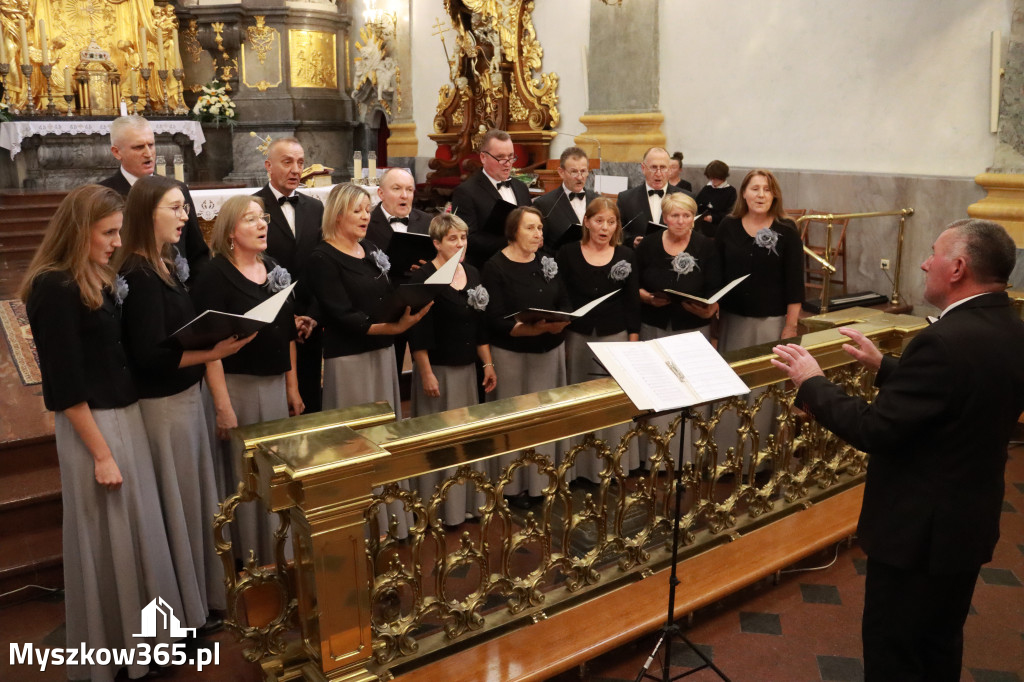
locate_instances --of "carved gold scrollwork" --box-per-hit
[183,19,202,64]
[246,16,274,65]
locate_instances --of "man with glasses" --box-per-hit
[616,147,692,248]
[452,128,533,267]
[254,137,325,412]
[532,146,598,254]
[100,115,209,275]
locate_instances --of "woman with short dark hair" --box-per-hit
[694,160,737,236]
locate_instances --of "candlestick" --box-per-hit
[140,66,152,116]
[172,68,187,114]
[63,93,74,116]
[158,69,170,115]
[129,92,139,115]
[353,151,362,184]
[139,26,148,68]
[19,18,28,67]
[0,64,11,114]
[38,19,47,65]
[40,63,55,115]
[19,63,33,113]
[367,151,377,185]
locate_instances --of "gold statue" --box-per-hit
[0,0,32,111]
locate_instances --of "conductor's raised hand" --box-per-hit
[838,327,883,372]
[770,343,825,388]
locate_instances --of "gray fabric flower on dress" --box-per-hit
[754,227,780,255]
[671,252,698,277]
[113,275,129,305]
[174,252,190,282]
[372,249,391,277]
[266,265,292,292]
[541,255,558,281]
[466,284,489,311]
[608,259,631,281]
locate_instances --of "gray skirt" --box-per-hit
[488,344,567,496]
[139,382,226,620]
[324,348,414,538]
[564,330,640,480]
[56,405,182,682]
[412,363,482,525]
[716,312,785,468]
[224,373,289,565]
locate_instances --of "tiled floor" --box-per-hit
[3,446,1022,682]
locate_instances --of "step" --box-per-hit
[0,504,63,581]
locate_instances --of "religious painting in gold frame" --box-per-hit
[288,29,337,89]
[241,16,282,92]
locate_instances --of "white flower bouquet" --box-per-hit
[190,81,237,128]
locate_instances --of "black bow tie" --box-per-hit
[568,192,586,201]
[648,189,664,197]
[388,216,409,225]
[278,195,299,206]
[496,180,512,190]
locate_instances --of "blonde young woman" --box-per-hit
[555,197,642,479]
[21,184,184,682]
[306,182,431,538]
[115,174,251,634]
[409,213,497,525]
[190,194,303,563]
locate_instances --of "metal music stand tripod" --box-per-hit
[635,406,730,682]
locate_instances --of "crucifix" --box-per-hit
[432,16,452,65]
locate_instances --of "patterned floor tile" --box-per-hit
[978,567,1022,587]
[738,611,782,635]
[852,557,868,575]
[1003,500,1018,513]
[668,640,714,669]
[817,654,864,682]
[799,583,842,605]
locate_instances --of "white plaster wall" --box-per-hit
[409,0,591,162]
[660,0,1011,177]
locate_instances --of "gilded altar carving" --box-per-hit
[353,22,400,119]
[429,0,559,184]
[183,18,202,64]
[246,16,274,66]
[288,29,337,89]
[242,16,280,92]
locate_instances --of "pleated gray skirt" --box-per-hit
[412,363,483,525]
[324,347,414,539]
[487,344,567,496]
[640,324,712,468]
[56,405,182,682]
[717,312,785,468]
[224,372,289,564]
[564,329,640,481]
[138,382,226,623]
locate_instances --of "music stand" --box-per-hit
[634,406,731,682]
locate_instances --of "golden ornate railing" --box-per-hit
[212,307,927,682]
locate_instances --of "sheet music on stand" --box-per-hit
[589,331,749,412]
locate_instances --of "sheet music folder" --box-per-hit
[589,331,749,412]
[386,231,436,275]
[165,282,297,351]
[552,222,583,250]
[483,199,518,236]
[508,289,619,324]
[391,246,465,313]
[662,274,750,305]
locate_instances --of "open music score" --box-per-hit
[662,274,749,306]
[166,282,297,350]
[589,331,749,412]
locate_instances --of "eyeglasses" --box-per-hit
[157,203,191,217]
[242,213,272,225]
[563,168,590,178]
[482,150,517,165]
[643,164,669,174]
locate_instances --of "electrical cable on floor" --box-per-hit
[0,583,62,601]
[778,541,842,575]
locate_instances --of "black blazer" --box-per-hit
[99,171,210,276]
[451,169,532,267]
[365,204,432,251]
[253,184,324,313]
[796,292,1024,573]
[616,183,692,247]
[532,186,598,253]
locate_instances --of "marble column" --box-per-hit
[387,0,418,165]
[969,0,1024,265]
[576,0,665,181]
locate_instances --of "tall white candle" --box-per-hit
[64,66,71,95]
[18,18,28,67]
[353,151,362,182]
[172,31,181,70]
[38,19,47,64]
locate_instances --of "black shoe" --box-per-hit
[197,615,224,636]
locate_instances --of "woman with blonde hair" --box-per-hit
[306,183,432,537]
[114,174,251,634]
[189,193,303,563]
[21,184,184,681]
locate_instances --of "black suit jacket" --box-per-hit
[532,186,598,253]
[366,204,432,251]
[253,185,324,314]
[671,179,693,192]
[451,170,532,267]
[616,183,692,247]
[99,171,210,275]
[797,292,1024,573]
